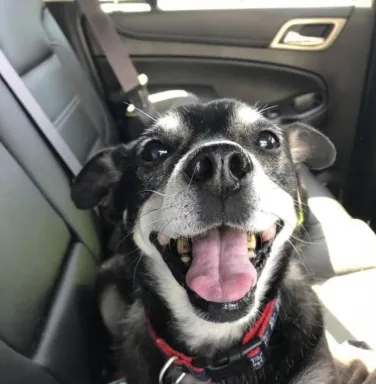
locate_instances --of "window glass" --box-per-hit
[99,0,372,14]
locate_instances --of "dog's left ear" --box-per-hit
[286,122,336,170]
[71,143,133,210]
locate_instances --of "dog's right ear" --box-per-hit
[71,143,133,210]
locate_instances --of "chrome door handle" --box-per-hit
[270,18,346,51]
[283,30,325,46]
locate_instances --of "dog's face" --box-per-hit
[72,100,335,332]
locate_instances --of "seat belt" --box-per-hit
[0,49,82,176]
[76,0,155,128]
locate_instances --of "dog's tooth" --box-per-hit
[247,233,256,250]
[248,249,256,259]
[176,238,183,254]
[177,238,189,255]
[181,255,191,264]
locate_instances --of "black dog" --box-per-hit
[71,99,339,384]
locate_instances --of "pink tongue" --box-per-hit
[186,228,257,303]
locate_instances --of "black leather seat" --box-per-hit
[0,1,375,383]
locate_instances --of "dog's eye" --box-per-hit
[256,131,280,150]
[141,141,169,162]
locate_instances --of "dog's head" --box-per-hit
[72,99,335,330]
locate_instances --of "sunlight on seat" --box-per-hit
[313,269,376,353]
[327,333,376,372]
[308,196,376,276]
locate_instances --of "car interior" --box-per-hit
[0,0,376,383]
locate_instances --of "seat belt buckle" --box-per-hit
[124,73,156,128]
[125,73,149,115]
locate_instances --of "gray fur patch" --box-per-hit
[292,339,338,384]
[100,285,126,339]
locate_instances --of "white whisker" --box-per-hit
[123,101,159,123]
[286,238,312,277]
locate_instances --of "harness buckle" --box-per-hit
[192,337,264,382]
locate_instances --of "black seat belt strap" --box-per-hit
[76,0,155,127]
[0,49,82,176]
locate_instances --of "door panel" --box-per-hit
[107,8,352,47]
[53,3,374,196]
[101,57,325,104]
[100,57,328,128]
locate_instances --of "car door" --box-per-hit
[48,0,375,207]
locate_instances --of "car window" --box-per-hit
[99,0,372,14]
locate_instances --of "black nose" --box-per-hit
[184,144,253,194]
[228,152,252,180]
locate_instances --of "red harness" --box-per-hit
[146,296,280,382]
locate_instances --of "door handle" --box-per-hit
[282,30,325,47]
[270,18,346,51]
